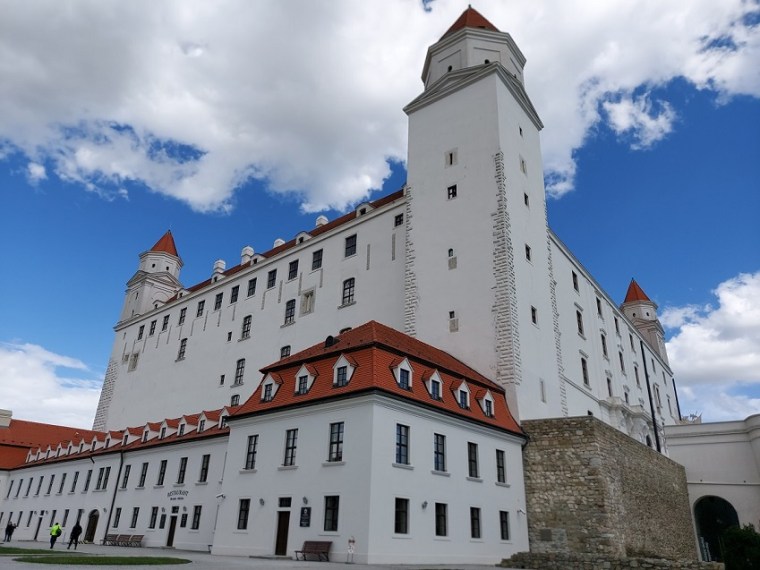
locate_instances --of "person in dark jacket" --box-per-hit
[4,522,15,542]
[67,521,83,549]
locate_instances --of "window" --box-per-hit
[83,469,93,491]
[607,377,613,397]
[177,338,187,360]
[177,457,188,484]
[484,399,493,417]
[191,505,202,530]
[231,394,240,406]
[341,278,355,305]
[395,424,409,465]
[467,442,479,478]
[572,271,579,292]
[196,300,205,318]
[198,419,206,431]
[615,317,620,335]
[634,366,641,388]
[180,513,188,528]
[234,359,245,385]
[531,306,538,324]
[458,389,469,409]
[284,429,298,466]
[394,498,409,534]
[162,315,170,331]
[630,333,635,352]
[247,278,257,297]
[57,473,67,494]
[433,433,446,472]
[344,234,357,257]
[576,310,585,336]
[581,357,590,386]
[121,465,131,489]
[128,352,139,371]
[263,383,273,401]
[130,507,139,529]
[114,507,122,528]
[596,297,602,317]
[137,325,144,340]
[301,289,315,314]
[70,471,79,493]
[524,192,530,207]
[214,293,223,311]
[619,352,626,374]
[157,460,167,485]
[237,499,250,530]
[335,366,348,387]
[97,467,111,491]
[284,299,296,324]
[288,260,298,280]
[394,213,404,227]
[178,307,187,325]
[280,345,291,358]
[312,249,323,270]
[241,315,252,339]
[601,334,608,358]
[435,503,448,536]
[297,375,308,395]
[47,474,55,495]
[496,449,506,483]
[328,422,344,462]
[399,368,410,390]
[199,454,210,483]
[267,269,277,289]
[525,244,532,261]
[470,507,482,539]
[245,435,258,470]
[447,184,457,199]
[324,496,339,532]
[499,511,510,540]
[35,477,43,495]
[160,427,166,439]
[138,463,148,487]
[520,156,527,174]
[149,320,157,336]
[230,285,239,303]
[149,507,158,529]
[430,378,441,400]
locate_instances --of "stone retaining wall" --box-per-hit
[502,552,723,570]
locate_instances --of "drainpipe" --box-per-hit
[640,340,661,452]
[102,451,124,544]
[672,377,683,421]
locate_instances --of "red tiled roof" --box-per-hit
[441,6,500,39]
[234,321,523,436]
[624,279,652,303]
[0,419,103,469]
[149,230,179,258]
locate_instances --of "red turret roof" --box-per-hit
[441,6,500,39]
[150,230,179,258]
[624,279,652,303]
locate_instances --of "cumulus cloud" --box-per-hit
[0,0,757,209]
[0,342,102,429]
[26,161,46,183]
[664,271,760,421]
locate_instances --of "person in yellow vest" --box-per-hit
[49,522,62,549]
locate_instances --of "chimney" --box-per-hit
[241,246,254,265]
[273,238,285,248]
[212,259,226,278]
[0,409,11,428]
[315,215,328,228]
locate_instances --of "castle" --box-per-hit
[0,8,694,565]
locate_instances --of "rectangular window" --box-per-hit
[138,462,148,487]
[596,297,603,316]
[619,352,626,374]
[630,333,635,352]
[245,435,258,470]
[35,477,43,496]
[430,379,441,400]
[435,503,448,536]
[149,320,157,336]
[525,244,532,261]
[267,269,277,289]
[234,358,245,385]
[344,234,357,257]
[284,429,298,466]
[162,314,170,331]
[288,260,299,280]
[328,422,344,462]
[601,334,608,358]
[83,470,92,492]
[214,293,223,311]
[468,442,479,478]
[634,366,641,388]
[394,498,409,534]
[263,384,273,401]
[311,249,323,270]
[496,449,506,483]
[576,310,585,336]
[113,507,122,528]
[180,514,187,528]
[615,317,620,335]
[178,308,187,325]
[324,496,339,532]
[607,377,613,397]
[177,457,188,484]
[196,300,205,318]
[458,389,469,409]
[230,285,239,303]
[500,511,510,540]
[395,424,409,465]
[137,325,144,340]
[191,505,202,530]
[447,184,457,199]
[47,474,55,495]
[130,507,139,529]
[531,306,538,324]
[199,454,210,483]
[149,507,158,529]
[470,507,481,539]
[157,460,167,485]
[280,345,291,358]
[241,315,252,339]
[581,357,590,386]
[237,499,250,530]
[335,366,348,387]
[341,278,355,305]
[484,399,493,417]
[121,465,131,489]
[433,433,446,472]
[394,213,404,227]
[399,368,410,390]
[297,375,308,394]
[177,338,187,360]
[572,271,579,291]
[284,299,296,324]
[247,278,257,297]
[63,509,69,526]
[70,471,79,493]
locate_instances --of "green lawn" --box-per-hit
[13,555,191,565]
[0,547,74,555]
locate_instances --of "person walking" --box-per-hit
[4,521,15,542]
[67,521,82,550]
[49,521,62,549]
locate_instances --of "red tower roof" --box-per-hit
[149,230,179,258]
[624,279,652,303]
[441,6,500,39]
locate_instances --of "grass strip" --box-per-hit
[0,547,79,555]
[13,555,191,565]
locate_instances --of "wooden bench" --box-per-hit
[295,540,332,561]
[101,534,118,546]
[125,534,143,547]
[115,534,132,546]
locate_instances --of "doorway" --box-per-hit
[84,510,99,543]
[166,516,177,547]
[694,495,740,561]
[274,511,290,556]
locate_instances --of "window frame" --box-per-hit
[395,424,410,465]
[433,433,446,472]
[328,422,344,462]
[344,234,357,257]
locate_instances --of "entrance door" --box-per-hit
[84,510,99,543]
[274,511,290,556]
[166,516,177,547]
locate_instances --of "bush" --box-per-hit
[722,524,760,570]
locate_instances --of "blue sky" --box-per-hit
[0,0,758,428]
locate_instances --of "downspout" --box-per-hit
[640,340,661,452]
[672,377,683,421]
[102,451,123,544]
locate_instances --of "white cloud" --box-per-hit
[26,161,46,183]
[0,0,757,209]
[0,342,101,429]
[664,271,760,421]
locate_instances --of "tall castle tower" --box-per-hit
[621,279,669,365]
[403,7,559,420]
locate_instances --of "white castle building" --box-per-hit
[1,7,687,564]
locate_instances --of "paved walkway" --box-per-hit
[0,541,520,570]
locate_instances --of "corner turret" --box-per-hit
[621,279,669,365]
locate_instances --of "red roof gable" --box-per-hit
[149,230,179,258]
[624,279,652,303]
[441,6,500,39]
[0,419,103,469]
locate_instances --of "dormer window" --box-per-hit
[263,384,273,402]
[297,376,308,394]
[294,365,317,395]
[220,416,228,428]
[198,419,206,432]
[399,369,410,390]
[143,431,148,442]
[123,434,128,446]
[459,390,469,409]
[160,427,166,439]
[91,440,96,451]
[105,438,111,447]
[333,354,357,387]
[392,358,413,390]
[424,370,443,400]
[178,424,185,436]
